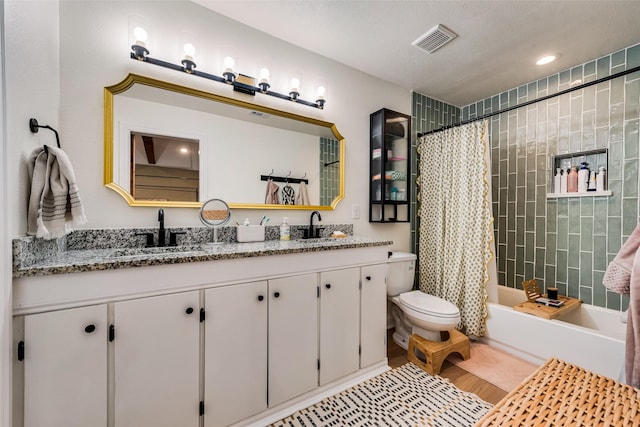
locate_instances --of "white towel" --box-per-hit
[27,145,87,239]
[296,181,310,205]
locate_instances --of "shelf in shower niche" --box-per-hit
[546,191,612,199]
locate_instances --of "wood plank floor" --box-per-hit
[387,330,507,405]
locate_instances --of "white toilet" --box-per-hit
[387,252,461,349]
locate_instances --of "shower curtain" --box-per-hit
[417,121,495,337]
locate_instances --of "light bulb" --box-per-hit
[290,78,300,92]
[133,27,148,47]
[259,68,270,84]
[316,86,326,100]
[183,43,196,61]
[223,56,235,72]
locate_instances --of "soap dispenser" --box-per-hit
[279,217,290,241]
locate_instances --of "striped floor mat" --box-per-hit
[271,363,492,426]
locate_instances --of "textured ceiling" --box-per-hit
[191,0,640,107]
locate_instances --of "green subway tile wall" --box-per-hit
[320,137,340,206]
[453,43,640,311]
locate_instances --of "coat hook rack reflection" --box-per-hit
[260,171,308,184]
[29,118,61,149]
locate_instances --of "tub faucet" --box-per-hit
[304,210,322,239]
[158,208,166,247]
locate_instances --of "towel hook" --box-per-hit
[268,168,274,178]
[29,118,61,149]
[286,170,291,183]
[301,172,307,179]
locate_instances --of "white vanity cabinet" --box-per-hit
[268,273,319,407]
[13,244,391,427]
[319,268,361,385]
[21,304,108,427]
[204,281,269,427]
[360,263,388,368]
[113,291,200,427]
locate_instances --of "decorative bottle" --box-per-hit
[588,170,597,191]
[279,217,290,241]
[596,167,607,192]
[560,168,568,193]
[577,162,590,193]
[567,167,579,193]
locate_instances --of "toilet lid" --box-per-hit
[399,291,459,318]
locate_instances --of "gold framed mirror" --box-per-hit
[104,73,345,210]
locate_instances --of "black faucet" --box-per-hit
[158,208,166,247]
[305,211,322,239]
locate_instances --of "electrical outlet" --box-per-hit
[352,204,360,219]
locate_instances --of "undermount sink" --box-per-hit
[107,245,205,258]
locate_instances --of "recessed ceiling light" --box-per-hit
[179,147,189,154]
[536,55,556,65]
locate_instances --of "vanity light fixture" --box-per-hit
[258,68,270,93]
[131,27,149,60]
[129,29,327,109]
[182,43,196,73]
[289,78,300,101]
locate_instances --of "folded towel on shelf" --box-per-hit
[27,145,87,239]
[264,178,280,204]
[296,181,310,205]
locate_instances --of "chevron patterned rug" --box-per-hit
[271,363,492,427]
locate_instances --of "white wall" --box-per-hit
[7,0,412,250]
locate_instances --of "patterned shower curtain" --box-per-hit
[417,121,494,337]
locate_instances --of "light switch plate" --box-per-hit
[352,204,360,219]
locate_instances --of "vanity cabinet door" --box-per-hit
[360,264,388,368]
[22,304,107,427]
[113,291,200,427]
[204,281,268,427]
[319,268,360,385]
[268,274,318,407]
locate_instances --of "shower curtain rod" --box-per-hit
[417,65,640,138]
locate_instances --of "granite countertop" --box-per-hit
[13,235,393,278]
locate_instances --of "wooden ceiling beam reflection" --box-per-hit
[142,136,156,164]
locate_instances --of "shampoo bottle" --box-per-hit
[588,170,597,191]
[567,167,579,193]
[554,168,562,194]
[577,162,590,193]
[597,167,607,192]
[279,217,290,241]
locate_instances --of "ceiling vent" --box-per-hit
[411,24,457,54]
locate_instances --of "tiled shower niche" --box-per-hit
[549,149,610,196]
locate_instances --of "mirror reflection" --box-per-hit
[131,131,200,202]
[104,74,345,210]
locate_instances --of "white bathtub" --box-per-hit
[481,285,626,382]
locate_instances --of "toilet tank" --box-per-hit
[386,252,417,296]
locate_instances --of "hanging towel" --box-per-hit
[27,145,87,239]
[604,224,640,387]
[282,183,295,205]
[264,179,280,204]
[296,181,310,205]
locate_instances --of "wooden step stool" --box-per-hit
[407,329,470,375]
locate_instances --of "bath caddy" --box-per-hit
[513,295,581,320]
[407,329,470,375]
